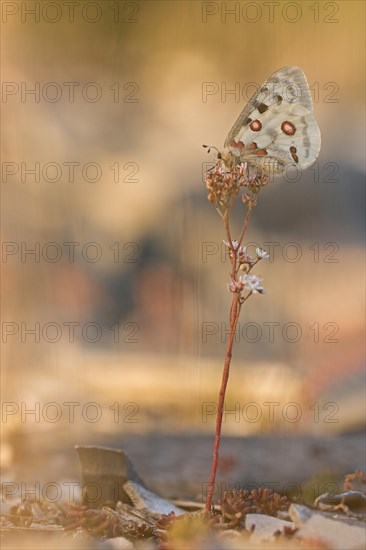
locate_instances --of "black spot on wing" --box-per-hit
[257,102,269,114]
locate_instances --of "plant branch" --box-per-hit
[238,205,253,249]
[204,162,266,513]
[205,206,249,512]
[205,291,241,512]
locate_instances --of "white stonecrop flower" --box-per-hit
[223,239,239,250]
[256,247,270,260]
[239,246,255,265]
[240,274,265,294]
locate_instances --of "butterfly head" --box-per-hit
[203,144,236,170]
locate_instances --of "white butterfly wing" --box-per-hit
[224,66,321,171]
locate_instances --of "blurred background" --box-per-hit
[1,1,365,498]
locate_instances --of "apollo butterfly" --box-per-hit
[217,66,321,174]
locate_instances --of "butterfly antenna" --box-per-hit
[202,144,220,155]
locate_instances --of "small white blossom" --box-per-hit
[239,246,255,265]
[240,274,265,294]
[223,239,239,250]
[256,247,270,260]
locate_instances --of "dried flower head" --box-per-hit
[205,162,246,210]
[205,161,269,216]
[220,488,290,529]
[343,470,366,492]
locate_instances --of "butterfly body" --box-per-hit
[220,66,321,174]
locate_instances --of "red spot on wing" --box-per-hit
[281,121,296,136]
[230,139,245,150]
[230,140,266,156]
[247,143,266,156]
[247,142,258,150]
[249,119,262,132]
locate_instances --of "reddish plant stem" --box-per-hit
[205,206,252,512]
[205,292,241,511]
[238,206,252,249]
